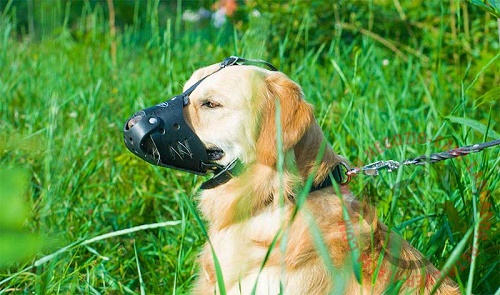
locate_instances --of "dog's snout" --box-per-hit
[126,115,143,130]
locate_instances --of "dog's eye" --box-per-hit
[201,100,221,109]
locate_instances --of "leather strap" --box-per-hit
[200,159,243,190]
[201,163,347,191]
[310,164,347,192]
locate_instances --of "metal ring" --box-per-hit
[338,162,352,185]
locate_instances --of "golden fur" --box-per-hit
[181,63,460,294]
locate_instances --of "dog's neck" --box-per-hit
[199,162,300,229]
[199,122,343,230]
[293,123,343,185]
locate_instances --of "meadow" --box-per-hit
[0,1,499,294]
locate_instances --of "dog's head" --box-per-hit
[181,62,314,168]
[124,57,338,188]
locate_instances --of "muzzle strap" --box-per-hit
[221,56,278,71]
[180,56,277,107]
[200,159,244,190]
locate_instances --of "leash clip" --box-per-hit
[364,160,400,175]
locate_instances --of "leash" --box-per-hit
[345,139,500,180]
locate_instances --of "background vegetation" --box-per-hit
[0,0,499,294]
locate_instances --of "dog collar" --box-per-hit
[310,164,348,192]
[201,162,347,191]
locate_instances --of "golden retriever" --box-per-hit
[177,62,460,294]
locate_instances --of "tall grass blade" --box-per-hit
[183,194,227,295]
[445,116,500,139]
[0,221,181,286]
[133,240,146,295]
[430,227,473,295]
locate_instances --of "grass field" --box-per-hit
[1,1,499,294]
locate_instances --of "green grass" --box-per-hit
[1,1,499,294]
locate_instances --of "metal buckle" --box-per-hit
[220,56,240,68]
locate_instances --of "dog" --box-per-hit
[125,57,460,294]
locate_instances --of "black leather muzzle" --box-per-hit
[124,94,213,174]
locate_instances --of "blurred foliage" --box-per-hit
[469,0,500,18]
[3,0,498,98]
[237,0,500,106]
[2,0,498,69]
[0,168,45,268]
[1,0,195,34]
[242,0,499,63]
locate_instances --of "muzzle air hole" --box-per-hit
[172,123,180,130]
[158,128,165,134]
[128,137,133,144]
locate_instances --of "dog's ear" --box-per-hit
[256,71,314,167]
